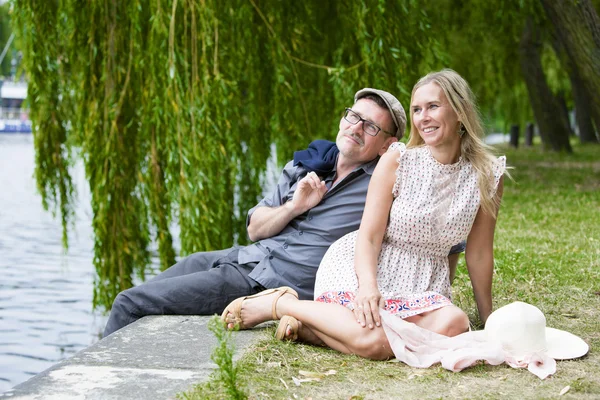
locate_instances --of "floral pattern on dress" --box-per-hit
[316,290,453,318]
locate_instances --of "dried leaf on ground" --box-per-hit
[292,376,321,386]
[299,370,325,379]
[561,313,578,319]
[279,377,288,390]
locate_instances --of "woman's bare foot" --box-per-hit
[224,291,297,330]
[288,320,324,346]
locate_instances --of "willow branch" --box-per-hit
[248,0,310,133]
[289,56,365,72]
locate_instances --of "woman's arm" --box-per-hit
[465,176,504,323]
[353,150,399,329]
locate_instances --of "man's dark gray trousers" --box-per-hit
[103,247,262,337]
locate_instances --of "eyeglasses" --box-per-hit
[343,108,393,137]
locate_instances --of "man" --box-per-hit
[103,88,463,337]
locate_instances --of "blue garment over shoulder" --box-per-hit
[293,140,339,175]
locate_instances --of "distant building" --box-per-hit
[0,80,31,133]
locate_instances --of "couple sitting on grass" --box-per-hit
[105,69,587,377]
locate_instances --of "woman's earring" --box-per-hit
[458,123,467,137]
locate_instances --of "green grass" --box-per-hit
[184,142,600,399]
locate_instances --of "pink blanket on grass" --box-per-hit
[380,309,556,379]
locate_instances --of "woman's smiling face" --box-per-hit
[411,82,461,148]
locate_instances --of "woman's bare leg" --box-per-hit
[287,304,468,349]
[276,297,393,360]
[405,305,469,337]
[229,291,393,360]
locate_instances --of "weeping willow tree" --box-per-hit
[12,0,444,310]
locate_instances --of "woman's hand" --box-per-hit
[353,284,385,329]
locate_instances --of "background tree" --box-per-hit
[519,16,573,152]
[541,0,600,144]
[550,26,599,144]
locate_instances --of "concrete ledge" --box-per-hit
[1,316,265,399]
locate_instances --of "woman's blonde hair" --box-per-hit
[407,69,501,216]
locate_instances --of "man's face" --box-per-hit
[336,98,397,164]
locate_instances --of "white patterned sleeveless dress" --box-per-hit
[314,142,506,318]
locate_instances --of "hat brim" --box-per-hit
[545,327,589,360]
[469,327,589,361]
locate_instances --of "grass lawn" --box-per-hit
[183,142,600,399]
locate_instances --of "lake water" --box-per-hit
[0,134,107,393]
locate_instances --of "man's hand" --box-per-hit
[289,172,327,214]
[247,172,327,241]
[353,283,385,329]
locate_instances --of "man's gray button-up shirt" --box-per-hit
[238,157,378,300]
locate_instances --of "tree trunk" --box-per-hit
[541,0,600,141]
[557,91,574,136]
[525,123,535,146]
[519,17,573,152]
[571,68,600,143]
[549,14,600,144]
[509,124,519,148]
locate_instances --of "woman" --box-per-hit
[222,69,505,360]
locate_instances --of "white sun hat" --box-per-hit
[483,301,589,361]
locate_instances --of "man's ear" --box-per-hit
[378,136,398,156]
